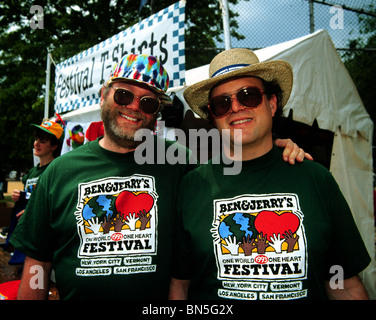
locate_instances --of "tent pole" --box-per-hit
[44,51,51,119]
[219,0,231,50]
[309,0,315,33]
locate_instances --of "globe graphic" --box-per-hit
[218,212,258,243]
[82,195,117,221]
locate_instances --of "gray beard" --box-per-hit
[101,103,156,150]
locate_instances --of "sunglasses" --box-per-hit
[208,86,265,118]
[112,87,160,115]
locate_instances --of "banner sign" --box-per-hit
[54,1,186,114]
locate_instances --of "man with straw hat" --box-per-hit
[10,53,307,300]
[169,48,370,300]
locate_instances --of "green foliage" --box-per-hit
[343,12,376,147]
[0,3,46,173]
[0,0,246,174]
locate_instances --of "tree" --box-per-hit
[0,0,246,175]
[343,9,376,169]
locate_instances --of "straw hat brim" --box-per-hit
[183,60,293,120]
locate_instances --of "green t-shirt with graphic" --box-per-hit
[22,163,50,198]
[11,137,194,300]
[172,146,370,300]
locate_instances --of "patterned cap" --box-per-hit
[108,54,172,106]
[31,120,64,140]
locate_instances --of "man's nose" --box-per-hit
[124,97,142,112]
[230,95,246,113]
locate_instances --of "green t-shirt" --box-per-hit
[11,138,194,300]
[22,163,50,198]
[172,146,371,300]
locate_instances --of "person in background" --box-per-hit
[5,120,63,264]
[11,120,63,207]
[169,48,370,300]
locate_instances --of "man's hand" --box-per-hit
[11,189,21,202]
[16,209,25,220]
[274,138,313,164]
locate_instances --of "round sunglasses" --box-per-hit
[208,86,265,118]
[112,87,160,115]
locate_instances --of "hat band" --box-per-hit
[211,64,250,78]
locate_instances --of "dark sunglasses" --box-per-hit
[208,86,265,118]
[113,87,160,115]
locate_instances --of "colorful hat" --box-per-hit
[31,120,64,140]
[183,48,293,120]
[108,54,172,106]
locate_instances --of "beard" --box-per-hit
[101,99,157,150]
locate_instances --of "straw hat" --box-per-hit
[183,48,293,120]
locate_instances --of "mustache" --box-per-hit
[118,108,144,119]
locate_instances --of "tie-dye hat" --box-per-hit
[108,54,172,106]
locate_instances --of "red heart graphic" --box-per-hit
[115,191,154,220]
[254,211,300,241]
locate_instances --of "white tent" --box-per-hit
[58,30,375,298]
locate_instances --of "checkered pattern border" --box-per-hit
[167,1,185,88]
[54,1,185,114]
[56,95,100,114]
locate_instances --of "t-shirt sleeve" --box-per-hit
[10,172,54,262]
[323,171,371,279]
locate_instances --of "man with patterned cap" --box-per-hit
[169,48,370,300]
[11,53,306,300]
[10,53,193,300]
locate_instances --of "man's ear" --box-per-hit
[269,94,278,117]
[100,87,105,107]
